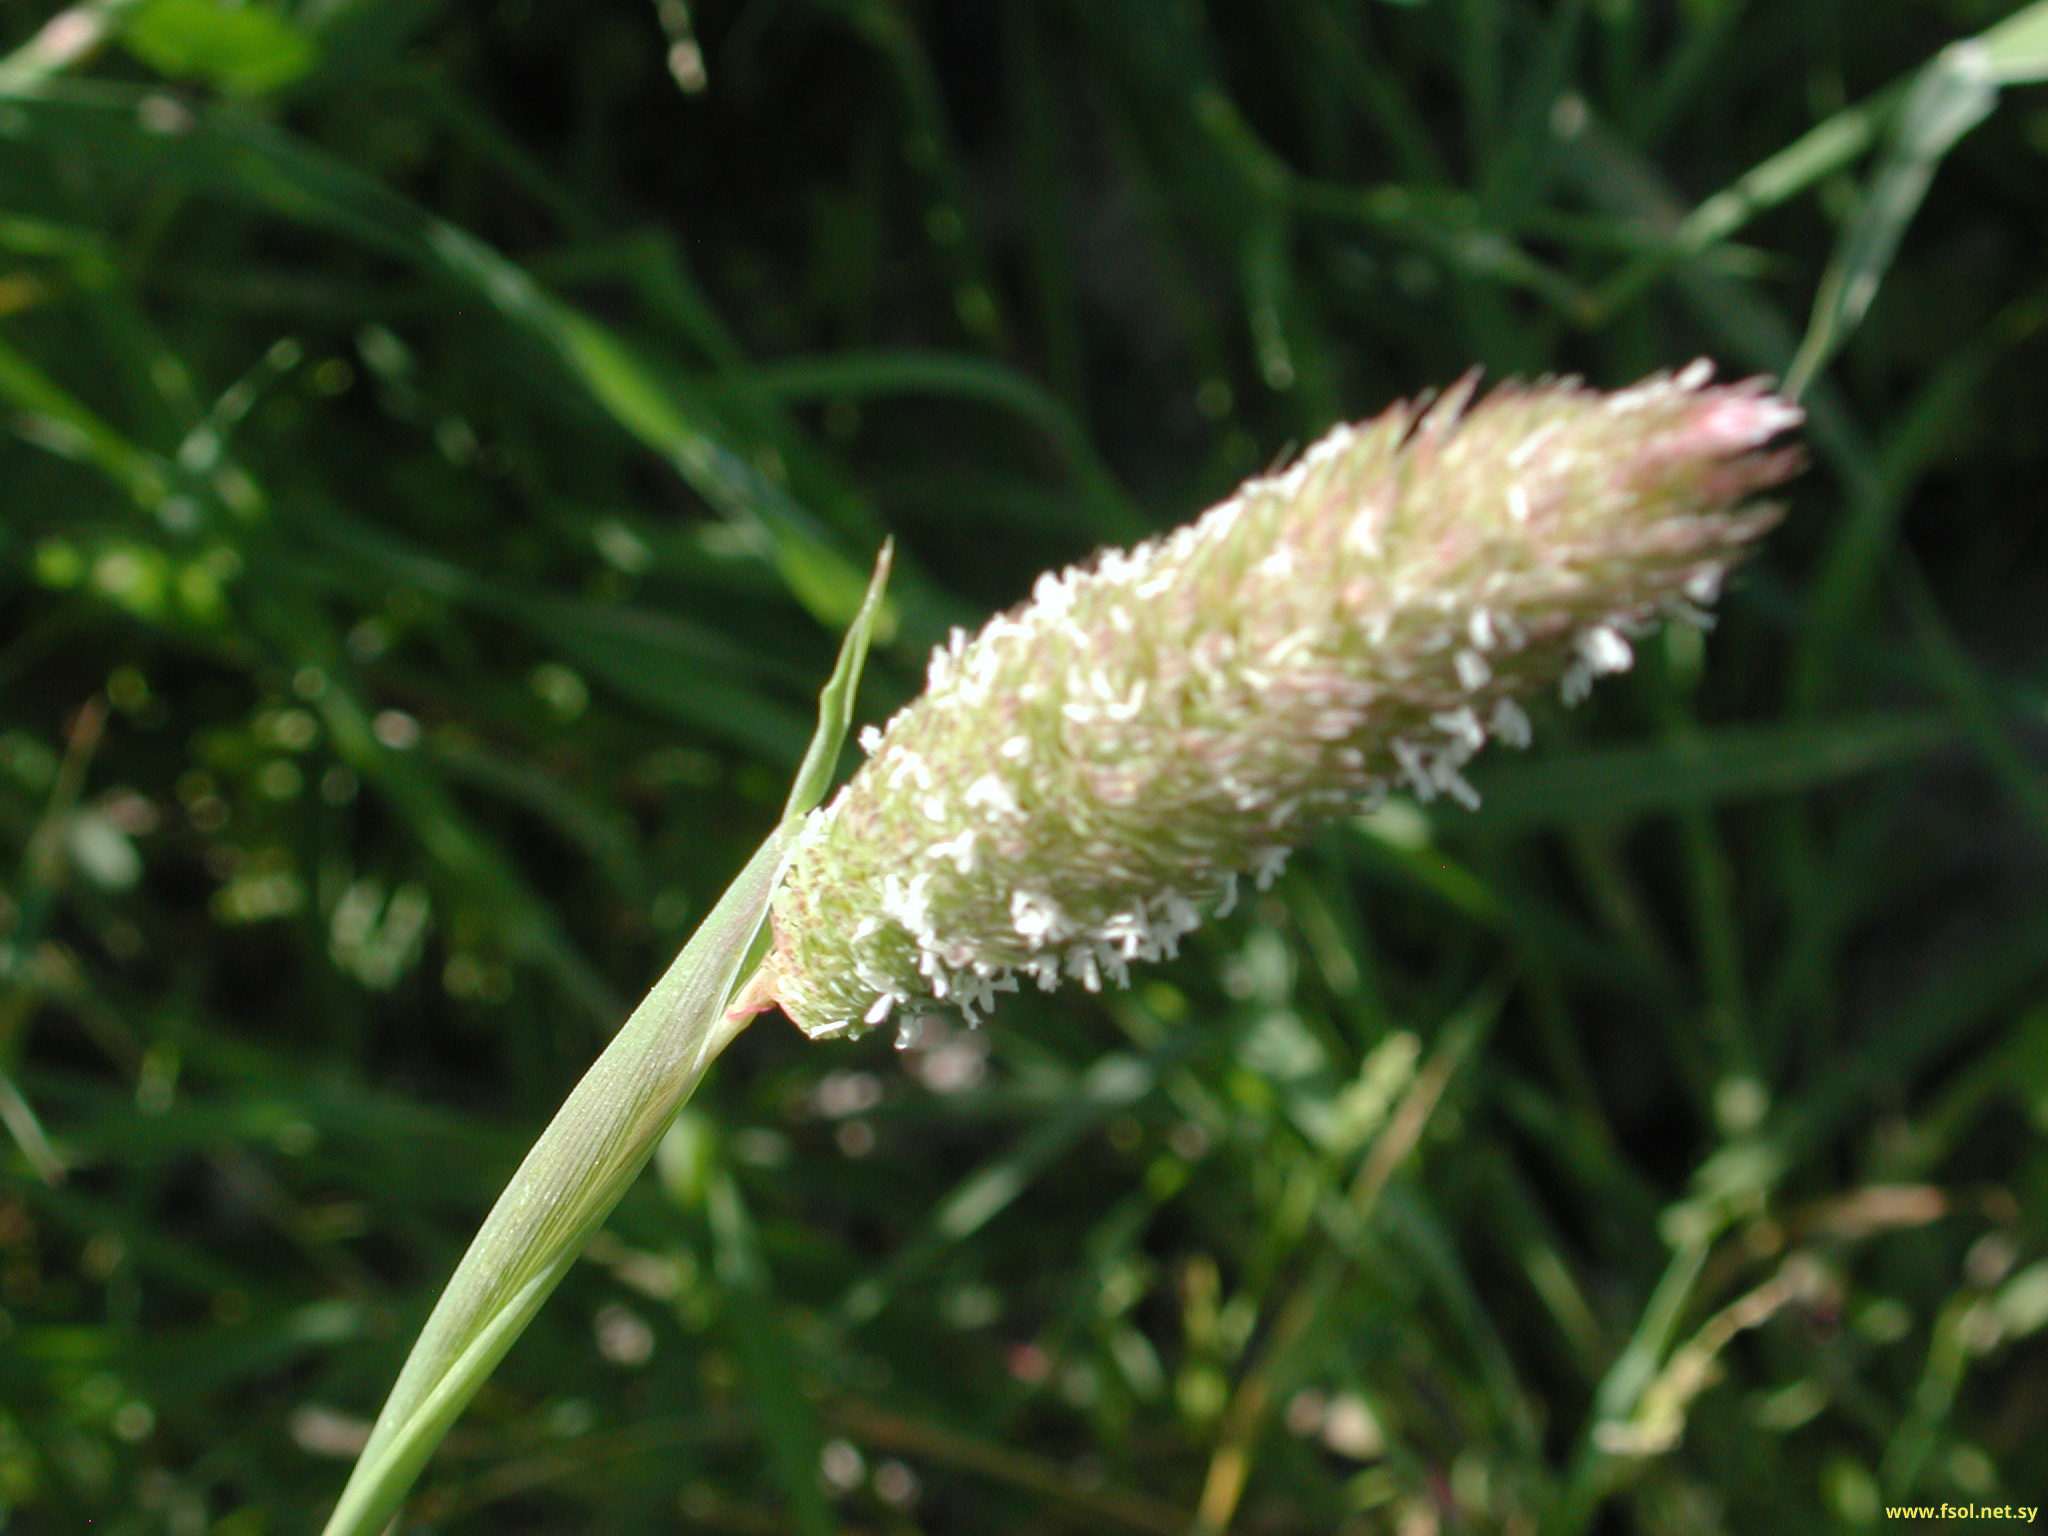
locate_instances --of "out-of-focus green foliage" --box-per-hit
[0,0,2045,1531]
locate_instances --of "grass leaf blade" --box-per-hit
[317,548,895,1536]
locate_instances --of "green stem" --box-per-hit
[319,546,893,1536]
[319,842,778,1536]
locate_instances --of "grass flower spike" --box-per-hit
[761,364,1801,1039]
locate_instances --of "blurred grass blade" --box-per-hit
[1982,0,2048,81]
[1900,557,2048,841]
[1784,30,2005,396]
[296,0,451,88]
[426,732,646,900]
[1554,104,1881,497]
[0,0,146,90]
[0,332,168,507]
[1795,298,2045,703]
[1593,0,2048,332]
[0,1068,67,1185]
[1193,987,1502,1536]
[274,622,624,1026]
[840,1031,1194,1326]
[744,350,1144,539]
[0,85,887,633]
[318,549,893,1536]
[294,507,818,763]
[706,1170,833,1534]
[118,0,318,96]
[1464,712,1955,830]
[1773,903,2048,1163]
[826,1398,1192,1534]
[541,309,890,633]
[1588,84,1900,319]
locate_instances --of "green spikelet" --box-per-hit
[760,364,1801,1039]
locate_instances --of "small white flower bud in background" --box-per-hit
[756,364,1800,1039]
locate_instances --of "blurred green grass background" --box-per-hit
[2,0,2047,1531]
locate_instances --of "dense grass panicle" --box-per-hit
[765,371,1798,1039]
[1,0,2047,1532]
